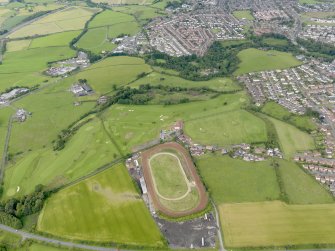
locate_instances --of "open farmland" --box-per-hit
[141,142,208,217]
[101,92,248,153]
[220,201,335,248]
[277,159,334,204]
[184,109,268,146]
[3,117,121,198]
[37,164,165,246]
[29,30,81,48]
[131,72,241,92]
[88,10,135,28]
[6,40,31,52]
[234,48,302,75]
[76,27,116,54]
[8,6,98,38]
[197,155,280,204]
[74,56,151,94]
[0,46,75,92]
[268,117,315,158]
[91,0,154,5]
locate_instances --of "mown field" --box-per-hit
[150,152,189,199]
[184,109,268,146]
[232,10,254,20]
[197,155,280,204]
[101,91,248,153]
[0,107,13,164]
[268,116,315,158]
[234,48,302,75]
[8,6,98,38]
[220,201,335,248]
[3,117,120,198]
[37,164,165,246]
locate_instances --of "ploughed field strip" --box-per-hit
[141,142,208,217]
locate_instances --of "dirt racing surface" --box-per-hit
[141,142,208,218]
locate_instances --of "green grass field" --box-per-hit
[6,40,31,52]
[131,72,241,92]
[277,159,334,204]
[220,201,335,247]
[234,48,302,75]
[0,46,75,92]
[76,27,116,54]
[197,155,280,204]
[91,0,154,5]
[150,153,188,199]
[37,164,165,246]
[268,117,315,158]
[232,10,254,20]
[184,109,268,146]
[8,6,98,38]
[263,38,289,46]
[29,30,81,48]
[101,92,248,153]
[74,56,152,94]
[0,107,14,165]
[262,102,317,132]
[88,9,135,28]
[3,117,120,198]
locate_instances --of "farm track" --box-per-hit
[142,142,208,217]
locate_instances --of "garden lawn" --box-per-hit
[184,109,267,146]
[37,164,164,246]
[197,155,280,204]
[220,201,335,247]
[234,48,302,75]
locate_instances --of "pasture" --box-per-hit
[76,27,116,54]
[184,109,268,146]
[6,39,31,52]
[3,117,120,198]
[197,155,280,204]
[8,7,98,38]
[232,10,254,20]
[220,201,335,247]
[91,0,154,5]
[29,30,81,48]
[263,38,289,46]
[101,92,248,153]
[262,101,317,132]
[131,72,241,92]
[37,164,165,246]
[74,56,152,94]
[0,107,13,165]
[234,48,302,75]
[0,46,75,92]
[88,10,135,28]
[277,159,334,204]
[268,117,315,158]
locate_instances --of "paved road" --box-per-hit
[211,200,226,251]
[0,224,122,251]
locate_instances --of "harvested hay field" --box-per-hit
[141,142,208,218]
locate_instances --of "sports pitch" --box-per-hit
[220,201,335,248]
[142,142,208,217]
